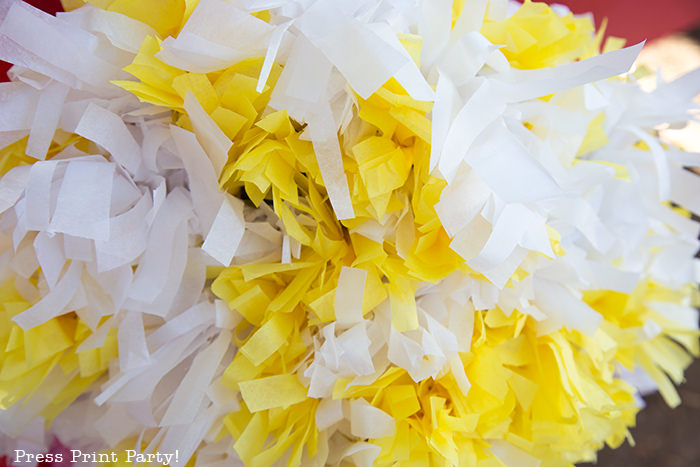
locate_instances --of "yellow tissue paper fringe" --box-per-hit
[74,0,188,38]
[479,0,601,70]
[327,280,696,466]
[0,131,83,177]
[0,280,117,424]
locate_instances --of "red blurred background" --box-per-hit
[555,0,700,44]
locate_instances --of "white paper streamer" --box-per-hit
[349,399,395,439]
[160,331,231,426]
[296,1,408,99]
[25,80,68,159]
[12,260,82,330]
[0,165,29,214]
[50,160,115,241]
[308,119,355,220]
[183,91,231,176]
[75,104,142,175]
[202,195,245,266]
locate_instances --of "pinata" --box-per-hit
[0,0,699,466]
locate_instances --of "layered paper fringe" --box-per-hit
[0,0,699,466]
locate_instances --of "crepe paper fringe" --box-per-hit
[0,1,699,466]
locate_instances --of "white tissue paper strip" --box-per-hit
[75,103,142,174]
[12,260,81,330]
[296,0,408,99]
[309,123,355,220]
[202,195,245,266]
[50,160,115,241]
[183,91,231,176]
[0,165,29,214]
[349,399,395,439]
[160,331,231,426]
[25,80,68,159]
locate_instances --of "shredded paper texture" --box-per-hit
[0,0,699,466]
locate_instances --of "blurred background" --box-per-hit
[562,3,700,467]
[551,4,700,467]
[1,1,700,466]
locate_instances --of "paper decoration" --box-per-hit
[0,0,699,466]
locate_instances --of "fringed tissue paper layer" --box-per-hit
[0,1,699,466]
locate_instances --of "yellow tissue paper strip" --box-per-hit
[481,0,599,69]
[0,281,115,419]
[87,0,186,38]
[239,374,308,413]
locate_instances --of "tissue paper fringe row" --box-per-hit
[0,0,699,466]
